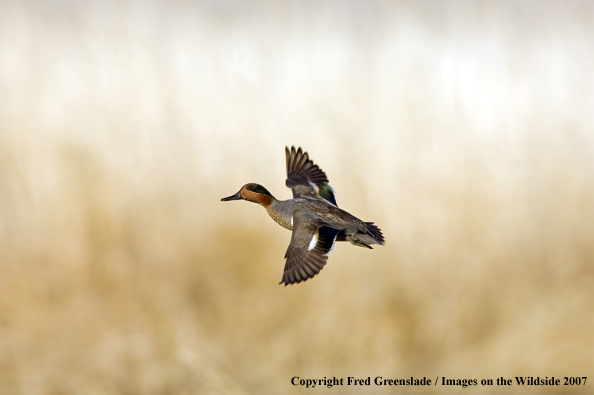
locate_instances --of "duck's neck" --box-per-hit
[266,201,293,231]
[255,194,274,208]
[241,190,275,208]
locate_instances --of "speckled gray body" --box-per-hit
[267,197,371,236]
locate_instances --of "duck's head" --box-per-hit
[221,183,275,208]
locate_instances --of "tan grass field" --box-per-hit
[1,1,593,394]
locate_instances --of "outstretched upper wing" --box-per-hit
[285,146,337,206]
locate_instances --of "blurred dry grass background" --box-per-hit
[1,0,594,394]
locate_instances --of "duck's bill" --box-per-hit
[221,190,243,201]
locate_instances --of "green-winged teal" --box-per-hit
[221,146,384,285]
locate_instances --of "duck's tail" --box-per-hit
[336,222,385,249]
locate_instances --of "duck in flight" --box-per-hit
[221,146,384,285]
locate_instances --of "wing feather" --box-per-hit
[280,215,339,285]
[285,146,337,206]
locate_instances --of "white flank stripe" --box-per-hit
[307,232,318,251]
[324,199,337,208]
[290,216,293,226]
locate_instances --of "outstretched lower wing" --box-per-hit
[280,215,339,285]
[285,146,337,206]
